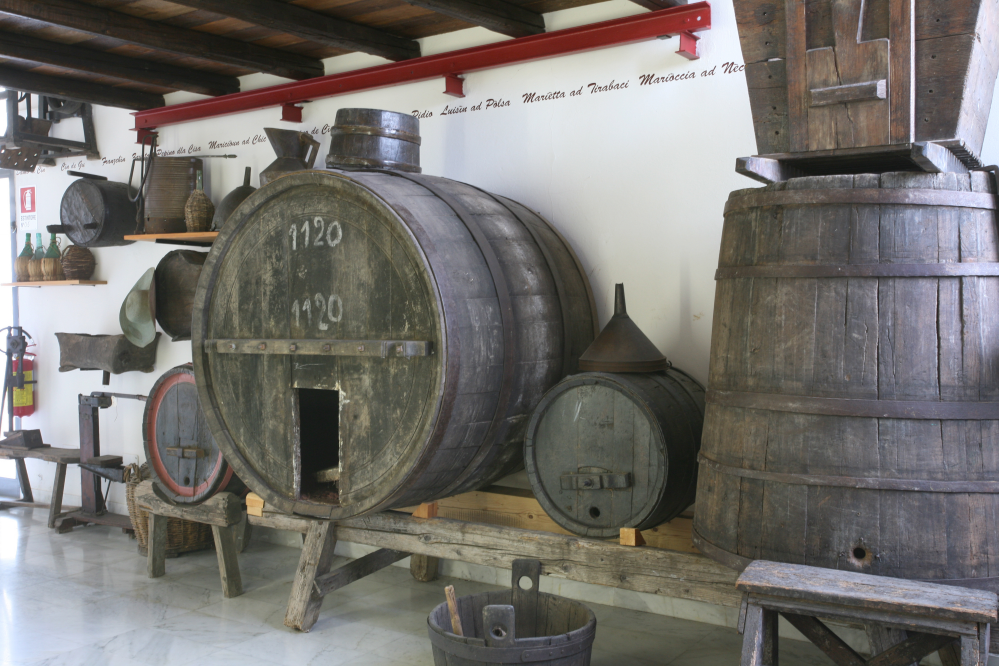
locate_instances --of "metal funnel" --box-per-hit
[577,284,669,373]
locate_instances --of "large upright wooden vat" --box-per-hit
[694,171,999,595]
[193,169,596,519]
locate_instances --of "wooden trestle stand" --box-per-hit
[138,481,740,633]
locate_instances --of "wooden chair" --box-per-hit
[736,561,997,666]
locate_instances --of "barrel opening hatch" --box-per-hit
[297,387,341,504]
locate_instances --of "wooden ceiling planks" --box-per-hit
[0,0,624,110]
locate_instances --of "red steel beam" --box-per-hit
[132,2,710,130]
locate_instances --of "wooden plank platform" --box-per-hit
[123,232,217,245]
[1,280,106,287]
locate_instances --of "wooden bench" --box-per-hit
[736,561,998,666]
[0,445,80,528]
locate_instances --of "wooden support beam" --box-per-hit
[627,0,687,11]
[399,0,544,38]
[313,548,409,597]
[0,0,323,81]
[166,0,420,62]
[781,614,866,666]
[0,65,163,110]
[135,480,243,526]
[0,31,239,96]
[866,633,958,666]
[336,512,741,608]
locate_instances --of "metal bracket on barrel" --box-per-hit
[207,339,432,358]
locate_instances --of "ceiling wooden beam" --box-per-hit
[0,0,324,81]
[166,0,420,62]
[0,31,239,96]
[627,0,687,11]
[400,0,544,38]
[0,66,164,109]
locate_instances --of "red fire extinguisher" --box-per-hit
[13,352,35,417]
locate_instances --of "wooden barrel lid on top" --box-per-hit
[694,171,999,595]
[143,364,241,503]
[193,143,596,519]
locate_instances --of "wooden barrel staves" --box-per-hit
[694,171,999,596]
[525,369,704,538]
[192,170,596,519]
[143,364,242,504]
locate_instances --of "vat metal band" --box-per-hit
[698,454,999,493]
[715,263,999,280]
[724,188,998,215]
[706,389,999,420]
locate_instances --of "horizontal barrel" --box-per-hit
[193,169,596,519]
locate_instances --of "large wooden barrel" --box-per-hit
[143,364,242,504]
[193,169,597,518]
[694,172,999,596]
[525,368,704,538]
[56,178,136,247]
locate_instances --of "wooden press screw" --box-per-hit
[258,343,266,350]
[289,344,298,352]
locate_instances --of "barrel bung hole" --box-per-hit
[297,387,340,502]
[589,506,601,519]
[853,547,867,560]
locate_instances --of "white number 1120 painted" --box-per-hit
[289,216,342,250]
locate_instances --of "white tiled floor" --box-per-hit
[0,506,838,666]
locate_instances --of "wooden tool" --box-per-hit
[445,584,463,636]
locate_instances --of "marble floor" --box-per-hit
[0,505,838,666]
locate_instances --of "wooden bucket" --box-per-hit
[427,560,596,666]
[143,364,243,504]
[55,178,137,247]
[524,368,704,538]
[192,169,596,519]
[326,108,421,173]
[694,171,999,597]
[736,0,999,169]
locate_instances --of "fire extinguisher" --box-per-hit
[12,352,35,417]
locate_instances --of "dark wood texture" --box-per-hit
[695,172,999,597]
[147,512,168,577]
[0,0,323,81]
[154,250,207,341]
[782,614,866,666]
[524,368,704,538]
[211,524,244,597]
[58,179,137,248]
[143,365,238,504]
[165,0,420,62]
[399,0,544,37]
[143,157,202,234]
[193,169,595,520]
[735,0,999,165]
[0,64,163,109]
[55,332,158,374]
[135,479,244,527]
[0,30,238,95]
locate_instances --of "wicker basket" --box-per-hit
[125,463,214,554]
[61,245,96,280]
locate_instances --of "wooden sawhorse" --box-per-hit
[135,480,249,597]
[0,445,80,528]
[736,561,997,666]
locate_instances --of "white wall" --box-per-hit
[8,0,999,577]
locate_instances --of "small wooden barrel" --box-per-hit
[143,364,242,504]
[695,172,999,595]
[525,369,704,538]
[57,178,136,247]
[154,250,207,341]
[326,108,421,173]
[144,157,202,234]
[193,169,596,519]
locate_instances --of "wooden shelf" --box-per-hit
[2,280,107,287]
[124,232,217,246]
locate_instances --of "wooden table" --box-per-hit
[0,445,80,528]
